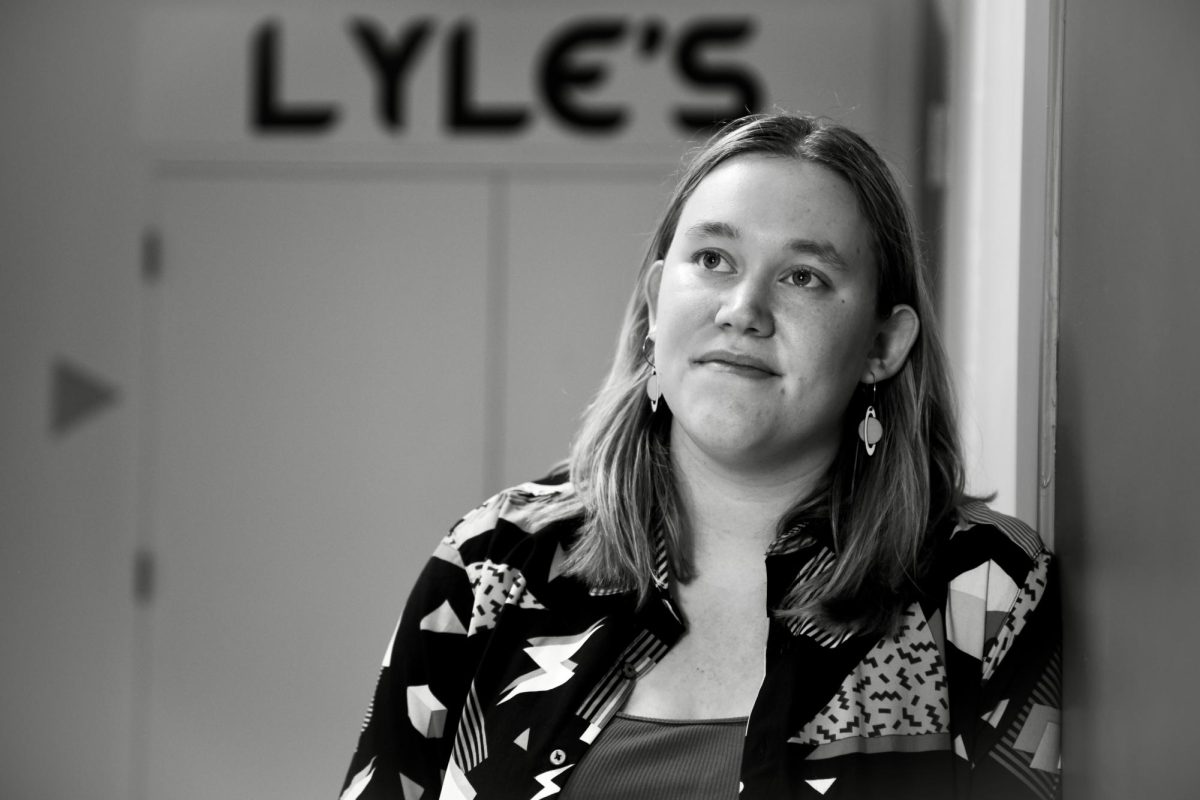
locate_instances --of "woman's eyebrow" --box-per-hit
[786,239,850,270]
[684,220,740,240]
[685,220,850,270]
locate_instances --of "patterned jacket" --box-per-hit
[340,478,1061,799]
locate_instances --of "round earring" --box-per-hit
[857,372,882,456]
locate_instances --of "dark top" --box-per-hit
[560,713,746,799]
[339,478,1061,799]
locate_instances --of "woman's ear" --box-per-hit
[644,260,664,332]
[863,304,920,381]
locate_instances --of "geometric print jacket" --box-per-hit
[340,478,1062,800]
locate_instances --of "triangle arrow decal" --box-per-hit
[51,357,119,435]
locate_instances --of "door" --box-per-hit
[143,171,490,799]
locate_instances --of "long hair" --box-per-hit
[563,114,967,636]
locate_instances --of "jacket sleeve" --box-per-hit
[338,540,482,800]
[943,514,1063,800]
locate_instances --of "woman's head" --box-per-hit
[567,113,965,633]
[645,151,920,483]
[636,114,929,389]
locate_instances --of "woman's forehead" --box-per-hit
[673,155,874,267]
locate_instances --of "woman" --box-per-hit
[340,114,1061,799]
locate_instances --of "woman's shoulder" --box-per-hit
[946,500,1049,561]
[433,473,583,568]
[937,500,1052,583]
[935,500,1057,667]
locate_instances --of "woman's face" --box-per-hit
[648,154,890,477]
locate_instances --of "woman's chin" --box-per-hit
[669,412,840,480]
[674,421,782,470]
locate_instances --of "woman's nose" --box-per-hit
[713,276,774,336]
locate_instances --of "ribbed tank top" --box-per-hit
[559,713,746,799]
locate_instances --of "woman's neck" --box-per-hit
[669,425,831,572]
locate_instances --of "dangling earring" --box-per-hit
[642,335,660,413]
[857,372,882,456]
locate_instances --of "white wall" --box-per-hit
[938,0,1057,529]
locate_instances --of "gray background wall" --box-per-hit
[1057,0,1200,796]
[1,3,142,798]
[1,2,926,799]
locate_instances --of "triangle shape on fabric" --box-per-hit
[433,541,466,570]
[548,542,569,583]
[398,771,424,800]
[806,778,836,795]
[420,600,468,635]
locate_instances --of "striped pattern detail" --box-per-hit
[652,526,671,589]
[767,521,813,556]
[787,617,853,648]
[1031,647,1062,708]
[982,552,1051,682]
[577,630,668,730]
[784,546,836,605]
[587,585,627,597]
[988,648,1062,800]
[452,683,488,772]
[781,547,853,648]
[954,502,1044,560]
[587,584,628,597]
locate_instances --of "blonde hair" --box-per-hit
[563,114,967,636]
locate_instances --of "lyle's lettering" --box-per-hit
[250,16,764,136]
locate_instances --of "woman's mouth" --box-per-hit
[694,350,780,378]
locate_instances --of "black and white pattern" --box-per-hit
[341,479,1061,799]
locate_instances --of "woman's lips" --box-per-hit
[694,350,780,377]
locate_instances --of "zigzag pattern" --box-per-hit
[791,603,950,746]
[466,560,545,636]
[983,552,1051,682]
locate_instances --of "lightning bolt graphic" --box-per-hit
[498,620,604,704]
[338,757,375,800]
[530,765,573,800]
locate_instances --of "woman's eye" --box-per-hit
[695,250,729,271]
[787,268,823,288]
